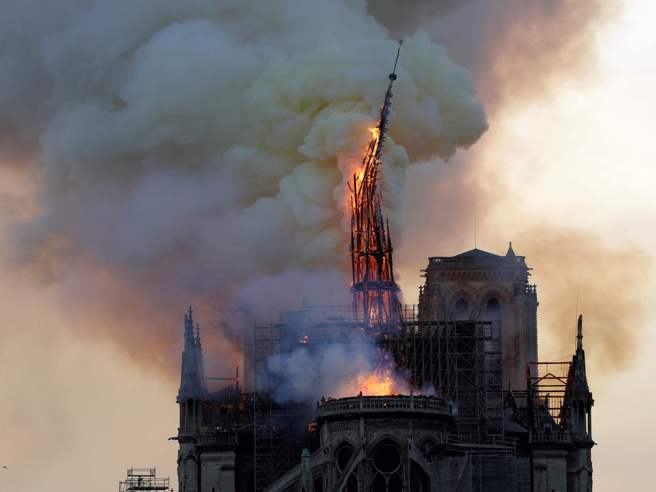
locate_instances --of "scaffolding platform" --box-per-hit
[118,468,169,492]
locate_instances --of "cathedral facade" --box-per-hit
[174,245,594,492]
[418,244,538,391]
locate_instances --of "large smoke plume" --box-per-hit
[1,0,645,380]
[0,1,487,375]
[0,3,650,490]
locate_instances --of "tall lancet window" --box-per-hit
[454,298,470,320]
[485,298,502,326]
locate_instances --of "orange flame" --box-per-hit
[351,127,380,191]
[356,166,366,185]
[356,370,397,396]
[338,363,410,397]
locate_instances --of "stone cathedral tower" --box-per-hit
[176,307,242,492]
[418,243,538,391]
[176,306,208,492]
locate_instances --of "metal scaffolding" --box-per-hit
[253,305,364,391]
[251,303,505,489]
[525,361,572,440]
[118,469,169,492]
[253,393,306,492]
[253,309,349,491]
[254,304,503,439]
[387,307,504,438]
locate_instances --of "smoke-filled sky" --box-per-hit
[1,1,655,491]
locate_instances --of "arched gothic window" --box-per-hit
[370,440,402,492]
[486,298,500,313]
[454,298,470,320]
[485,297,502,323]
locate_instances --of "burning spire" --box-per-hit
[350,42,402,332]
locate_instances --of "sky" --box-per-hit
[1,1,655,490]
[398,2,656,489]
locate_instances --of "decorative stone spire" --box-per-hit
[568,314,595,488]
[573,315,589,393]
[177,305,208,401]
[506,241,516,257]
[184,306,195,350]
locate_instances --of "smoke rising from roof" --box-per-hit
[368,0,468,38]
[0,1,486,374]
[267,335,413,403]
[1,0,644,378]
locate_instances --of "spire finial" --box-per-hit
[178,305,208,401]
[389,40,403,81]
[577,314,583,350]
[506,241,516,257]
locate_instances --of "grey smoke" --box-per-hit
[267,335,411,403]
[0,0,487,370]
[368,0,470,37]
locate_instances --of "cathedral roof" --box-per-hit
[425,244,530,275]
[453,248,502,259]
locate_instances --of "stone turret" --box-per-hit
[528,315,595,492]
[566,315,595,491]
[177,306,208,492]
[178,306,208,402]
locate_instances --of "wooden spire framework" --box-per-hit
[350,42,402,332]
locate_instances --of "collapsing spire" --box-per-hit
[177,305,208,401]
[350,42,402,331]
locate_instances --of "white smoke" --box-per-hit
[0,0,487,363]
[267,335,412,403]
